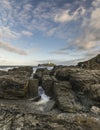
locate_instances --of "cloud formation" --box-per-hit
[22,30,33,36]
[0,41,28,55]
[0,26,19,39]
[52,0,100,55]
[0,0,99,65]
[74,0,100,50]
[54,6,86,23]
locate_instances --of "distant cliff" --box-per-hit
[78,54,100,70]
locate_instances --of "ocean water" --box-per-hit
[0,66,17,71]
[0,66,53,72]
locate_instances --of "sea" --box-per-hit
[0,66,53,73]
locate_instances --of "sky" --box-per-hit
[0,0,100,65]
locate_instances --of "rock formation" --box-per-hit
[78,54,100,69]
[0,66,35,99]
[0,54,100,130]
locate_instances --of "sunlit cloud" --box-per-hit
[54,7,86,23]
[52,0,100,56]
[0,41,28,55]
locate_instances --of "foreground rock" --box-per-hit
[0,102,100,130]
[0,67,35,99]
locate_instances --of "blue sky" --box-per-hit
[0,0,100,65]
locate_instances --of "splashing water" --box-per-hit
[36,86,50,105]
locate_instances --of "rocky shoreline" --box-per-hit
[0,55,100,130]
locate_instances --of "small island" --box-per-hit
[38,62,56,67]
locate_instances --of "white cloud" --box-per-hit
[54,7,86,23]
[0,26,19,39]
[0,41,28,55]
[53,0,100,54]
[23,4,32,11]
[90,8,100,30]
[54,10,74,23]
[75,0,100,50]
[47,28,57,36]
[22,30,33,36]
[0,0,12,9]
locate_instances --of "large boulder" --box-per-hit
[42,75,56,97]
[53,66,100,111]
[53,81,83,112]
[70,70,100,102]
[0,67,34,99]
[55,67,80,81]
[0,75,27,99]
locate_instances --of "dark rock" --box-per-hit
[0,76,27,99]
[78,54,100,70]
[70,70,100,102]
[0,71,8,76]
[8,66,33,74]
[34,68,50,82]
[50,65,66,76]
[8,66,33,78]
[90,84,100,101]
[42,75,55,97]
[27,79,39,98]
[55,67,80,81]
[53,81,83,112]
[0,67,34,99]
